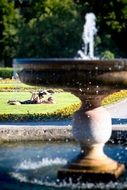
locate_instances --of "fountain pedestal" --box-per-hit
[58,96,125,182]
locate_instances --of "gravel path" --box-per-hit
[105,98,127,118]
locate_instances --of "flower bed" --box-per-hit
[0,103,81,122]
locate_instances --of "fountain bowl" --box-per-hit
[14,58,127,91]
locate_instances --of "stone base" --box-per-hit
[58,155,125,183]
[58,165,125,183]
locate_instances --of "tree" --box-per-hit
[17,0,82,58]
[0,0,23,66]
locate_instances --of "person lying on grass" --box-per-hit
[42,96,55,104]
[7,90,55,105]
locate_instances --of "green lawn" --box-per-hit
[1,79,127,117]
[0,91,80,115]
[0,79,39,91]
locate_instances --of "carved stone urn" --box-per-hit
[14,58,127,182]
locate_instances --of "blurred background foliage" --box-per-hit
[0,0,127,66]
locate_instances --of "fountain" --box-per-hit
[13,12,127,183]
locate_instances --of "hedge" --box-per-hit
[0,67,13,79]
[102,90,127,105]
[0,103,81,122]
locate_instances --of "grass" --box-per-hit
[0,79,40,91]
[0,79,80,118]
[0,91,80,115]
[1,79,127,117]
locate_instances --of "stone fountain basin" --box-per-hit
[13,58,127,182]
[0,141,127,190]
[13,58,127,92]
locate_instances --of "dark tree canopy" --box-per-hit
[0,0,22,65]
[1,0,127,65]
[74,0,127,57]
[17,0,82,58]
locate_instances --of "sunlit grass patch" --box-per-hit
[0,91,80,115]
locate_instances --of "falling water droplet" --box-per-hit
[79,88,83,92]
[96,90,99,94]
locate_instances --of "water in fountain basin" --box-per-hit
[0,141,127,190]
